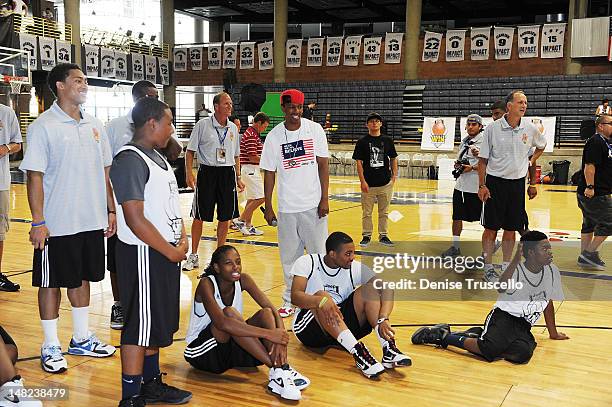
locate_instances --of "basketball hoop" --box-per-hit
[4,76,26,95]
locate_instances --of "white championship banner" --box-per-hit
[470,27,490,60]
[343,35,362,66]
[445,30,466,61]
[114,51,128,80]
[222,42,238,69]
[173,48,187,71]
[363,37,382,65]
[56,40,72,64]
[158,58,169,85]
[130,53,144,81]
[326,36,342,66]
[541,23,566,58]
[38,37,55,71]
[459,116,495,138]
[99,47,115,78]
[494,26,514,60]
[145,55,157,82]
[258,41,273,70]
[207,44,221,70]
[518,26,540,58]
[384,32,403,63]
[286,39,302,67]
[83,44,99,77]
[421,117,457,151]
[306,37,324,66]
[525,116,556,153]
[189,46,203,70]
[422,31,442,62]
[239,42,255,69]
[19,33,37,70]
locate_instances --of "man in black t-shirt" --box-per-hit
[352,112,398,247]
[576,114,612,271]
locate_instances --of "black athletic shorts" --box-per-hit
[452,189,483,222]
[481,175,528,232]
[191,165,239,222]
[477,308,537,364]
[577,194,612,236]
[0,325,15,346]
[293,292,373,348]
[184,324,263,374]
[32,230,105,288]
[106,234,118,274]
[116,240,180,348]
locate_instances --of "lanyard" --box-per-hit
[215,126,228,147]
[599,134,612,158]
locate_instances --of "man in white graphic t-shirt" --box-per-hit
[260,89,329,318]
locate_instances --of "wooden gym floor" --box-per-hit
[0,177,610,406]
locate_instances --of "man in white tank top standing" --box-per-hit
[110,98,190,407]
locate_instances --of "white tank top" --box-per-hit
[304,254,360,305]
[185,275,243,345]
[115,145,183,245]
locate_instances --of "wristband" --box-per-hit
[479,185,487,189]
[377,317,389,325]
[31,220,46,227]
[528,184,536,188]
[318,296,328,308]
[108,210,116,214]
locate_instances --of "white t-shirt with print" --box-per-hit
[259,118,329,213]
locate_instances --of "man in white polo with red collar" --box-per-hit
[260,89,330,317]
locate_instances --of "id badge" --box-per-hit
[216,148,227,164]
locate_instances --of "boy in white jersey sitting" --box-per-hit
[291,232,411,379]
[184,245,309,401]
[412,231,569,364]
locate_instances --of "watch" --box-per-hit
[586,185,594,190]
[479,185,487,189]
[377,317,389,325]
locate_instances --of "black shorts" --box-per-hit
[184,324,263,374]
[482,175,528,232]
[116,240,180,348]
[191,165,239,222]
[477,308,537,364]
[106,234,118,274]
[577,194,612,236]
[0,325,15,347]
[32,230,105,288]
[293,292,373,348]
[452,189,482,222]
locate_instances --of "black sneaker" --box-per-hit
[411,323,450,347]
[441,246,461,257]
[379,235,395,247]
[0,272,19,292]
[359,236,371,247]
[453,326,483,339]
[118,395,146,407]
[578,251,605,271]
[140,373,192,405]
[111,303,124,330]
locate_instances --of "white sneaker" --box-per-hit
[268,366,301,401]
[231,219,246,231]
[40,344,67,373]
[0,377,43,406]
[67,333,116,357]
[277,303,295,318]
[182,253,199,271]
[287,365,310,390]
[351,342,384,379]
[241,225,263,236]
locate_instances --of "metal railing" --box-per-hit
[9,13,72,42]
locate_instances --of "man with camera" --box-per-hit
[441,114,484,261]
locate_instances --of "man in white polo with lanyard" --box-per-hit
[260,88,329,318]
[478,90,546,283]
[183,92,244,271]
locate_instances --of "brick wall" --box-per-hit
[174,34,611,86]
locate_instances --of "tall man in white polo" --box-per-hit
[260,89,330,318]
[478,90,546,282]
[20,63,116,373]
[183,92,244,270]
[0,102,22,292]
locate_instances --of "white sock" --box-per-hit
[336,329,358,353]
[452,235,460,249]
[71,306,90,341]
[375,325,389,349]
[41,318,60,347]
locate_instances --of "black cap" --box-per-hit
[366,112,383,122]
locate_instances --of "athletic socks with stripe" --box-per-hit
[337,329,359,353]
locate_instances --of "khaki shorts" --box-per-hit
[240,164,264,200]
[0,190,9,241]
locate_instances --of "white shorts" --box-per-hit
[240,164,264,200]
